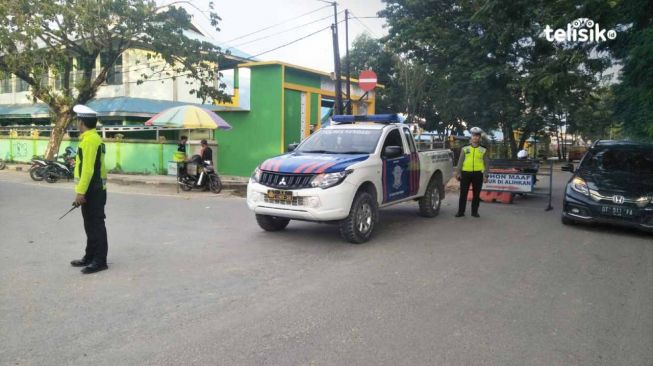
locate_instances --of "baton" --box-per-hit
[58,204,79,220]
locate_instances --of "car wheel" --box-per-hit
[561,215,575,225]
[418,175,443,217]
[255,214,290,231]
[339,191,378,244]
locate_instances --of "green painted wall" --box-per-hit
[284,68,321,89]
[284,89,302,147]
[0,137,179,174]
[215,65,283,177]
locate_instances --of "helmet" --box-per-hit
[517,149,528,159]
[469,127,483,135]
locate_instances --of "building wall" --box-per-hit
[0,137,180,174]
[214,65,283,177]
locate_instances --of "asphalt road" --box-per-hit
[1,169,652,366]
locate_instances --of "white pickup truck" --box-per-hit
[247,114,454,243]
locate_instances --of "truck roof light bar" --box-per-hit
[331,114,400,124]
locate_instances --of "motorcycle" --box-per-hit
[30,147,76,181]
[44,155,76,183]
[178,155,223,193]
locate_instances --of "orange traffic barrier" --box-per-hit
[467,189,514,204]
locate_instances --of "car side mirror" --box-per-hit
[383,146,402,159]
[561,163,574,172]
[287,143,298,152]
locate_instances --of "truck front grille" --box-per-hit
[260,172,314,189]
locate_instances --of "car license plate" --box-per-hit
[601,205,634,218]
[267,190,293,203]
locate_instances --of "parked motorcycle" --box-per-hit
[0,159,6,170]
[30,147,76,181]
[44,156,76,183]
[178,155,222,193]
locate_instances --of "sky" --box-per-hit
[160,0,389,73]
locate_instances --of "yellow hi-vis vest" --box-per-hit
[74,130,107,194]
[462,145,487,172]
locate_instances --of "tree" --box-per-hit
[0,0,229,159]
[341,34,397,113]
[381,0,614,157]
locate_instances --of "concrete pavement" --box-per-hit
[0,168,652,365]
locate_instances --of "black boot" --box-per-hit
[472,212,480,218]
[81,261,108,274]
[455,212,465,217]
[70,257,93,267]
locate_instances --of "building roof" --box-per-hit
[0,97,243,120]
[238,61,385,88]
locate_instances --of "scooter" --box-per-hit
[178,155,222,193]
[30,147,76,181]
[44,155,76,183]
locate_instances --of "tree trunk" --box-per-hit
[44,111,73,159]
[502,122,518,158]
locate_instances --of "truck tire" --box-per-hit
[418,175,443,217]
[339,191,378,244]
[256,214,290,231]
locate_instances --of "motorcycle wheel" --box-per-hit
[0,160,6,170]
[178,177,192,191]
[209,174,223,194]
[44,168,59,183]
[29,166,45,181]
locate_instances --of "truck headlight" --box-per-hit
[570,177,589,196]
[251,166,262,183]
[310,170,353,189]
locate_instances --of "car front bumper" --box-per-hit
[562,186,653,232]
[246,180,357,221]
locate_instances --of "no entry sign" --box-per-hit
[358,70,377,92]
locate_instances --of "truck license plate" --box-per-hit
[267,190,293,203]
[601,205,634,218]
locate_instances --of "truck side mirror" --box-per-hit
[287,143,298,152]
[383,146,402,159]
[561,163,574,172]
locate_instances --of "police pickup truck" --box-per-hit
[247,114,454,243]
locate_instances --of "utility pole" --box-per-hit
[345,9,351,115]
[330,2,342,115]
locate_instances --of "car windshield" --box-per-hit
[582,147,653,174]
[297,128,382,154]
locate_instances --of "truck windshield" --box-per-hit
[297,129,382,154]
[582,148,653,174]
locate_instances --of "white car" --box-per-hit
[247,114,454,243]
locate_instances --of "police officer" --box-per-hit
[69,105,109,274]
[455,127,491,218]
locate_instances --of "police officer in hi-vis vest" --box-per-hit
[70,104,109,274]
[455,127,491,218]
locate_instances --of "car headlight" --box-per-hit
[636,195,651,208]
[310,170,353,189]
[571,177,589,196]
[251,166,262,183]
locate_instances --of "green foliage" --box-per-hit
[0,0,229,157]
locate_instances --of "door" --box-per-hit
[403,127,420,196]
[381,129,410,203]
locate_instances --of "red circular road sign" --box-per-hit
[358,70,377,92]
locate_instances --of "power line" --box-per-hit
[230,11,342,48]
[248,22,339,59]
[223,5,331,44]
[350,12,380,38]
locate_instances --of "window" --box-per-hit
[0,73,11,93]
[582,148,653,174]
[403,128,417,153]
[100,52,123,85]
[382,129,404,157]
[297,128,382,154]
[15,77,28,92]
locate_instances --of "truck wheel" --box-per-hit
[339,191,378,244]
[418,175,443,217]
[256,214,290,231]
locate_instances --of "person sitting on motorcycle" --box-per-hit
[200,139,213,165]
